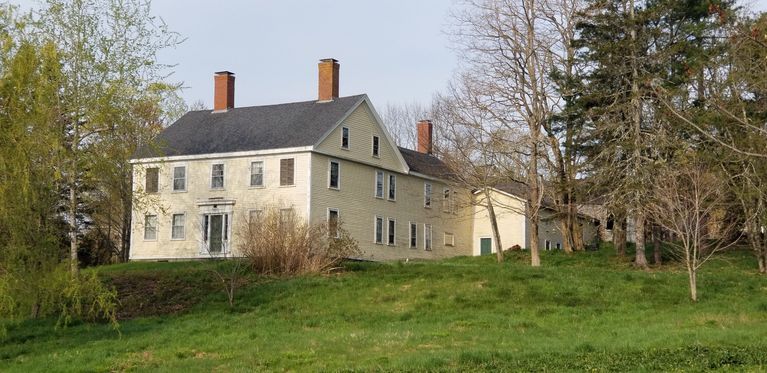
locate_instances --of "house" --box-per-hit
[129,59,598,261]
[472,183,599,255]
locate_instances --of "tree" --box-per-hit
[451,0,583,266]
[647,159,737,301]
[32,0,183,271]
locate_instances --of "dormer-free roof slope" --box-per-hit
[139,94,366,158]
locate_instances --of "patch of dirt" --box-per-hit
[105,271,220,320]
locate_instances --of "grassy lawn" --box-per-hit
[2,247,767,371]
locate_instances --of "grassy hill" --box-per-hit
[1,247,767,371]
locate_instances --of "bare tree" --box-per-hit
[647,160,738,301]
[451,0,574,266]
[380,101,431,150]
[197,215,246,308]
[434,84,528,262]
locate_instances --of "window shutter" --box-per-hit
[146,168,159,193]
[280,158,295,186]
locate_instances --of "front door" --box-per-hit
[480,237,492,255]
[209,214,224,253]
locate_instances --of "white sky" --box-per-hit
[10,0,767,110]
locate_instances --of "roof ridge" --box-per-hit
[187,94,368,113]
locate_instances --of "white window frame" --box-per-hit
[388,174,396,201]
[249,160,265,188]
[374,215,384,244]
[210,163,225,190]
[387,218,396,246]
[424,182,432,208]
[328,208,340,238]
[424,224,432,251]
[545,240,551,250]
[171,213,186,240]
[144,214,157,241]
[341,126,350,149]
[444,232,455,247]
[556,242,561,250]
[374,170,384,199]
[172,165,187,192]
[372,135,380,157]
[409,222,418,248]
[328,160,341,190]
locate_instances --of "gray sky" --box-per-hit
[152,0,459,110]
[11,0,767,111]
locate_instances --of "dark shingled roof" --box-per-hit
[136,94,366,158]
[398,147,453,180]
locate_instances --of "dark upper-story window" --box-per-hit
[372,136,380,157]
[341,127,349,149]
[280,158,295,186]
[329,160,340,189]
[145,167,159,193]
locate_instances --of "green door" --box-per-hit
[480,238,492,255]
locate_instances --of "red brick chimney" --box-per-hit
[417,120,433,155]
[213,71,235,111]
[318,58,339,101]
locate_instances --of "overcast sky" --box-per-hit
[12,0,767,110]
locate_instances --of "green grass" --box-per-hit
[2,247,767,371]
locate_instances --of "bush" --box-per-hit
[236,207,359,275]
[0,259,118,334]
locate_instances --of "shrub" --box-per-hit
[236,207,359,275]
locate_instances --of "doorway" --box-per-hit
[480,237,492,255]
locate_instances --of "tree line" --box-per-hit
[384,0,767,300]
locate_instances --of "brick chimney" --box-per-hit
[318,58,339,101]
[213,71,235,112]
[417,120,433,155]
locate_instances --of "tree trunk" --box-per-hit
[614,214,626,256]
[653,224,662,265]
[484,189,504,263]
[68,165,79,275]
[634,212,649,269]
[529,143,541,267]
[759,224,767,274]
[688,268,698,302]
[559,219,574,253]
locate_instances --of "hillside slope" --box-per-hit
[2,248,767,371]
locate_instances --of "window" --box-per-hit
[443,188,453,213]
[556,242,561,250]
[444,232,455,246]
[144,214,157,240]
[279,208,293,228]
[280,158,295,186]
[341,127,349,149]
[372,136,380,157]
[248,209,263,224]
[375,170,384,198]
[172,166,186,191]
[387,218,396,245]
[424,183,432,208]
[545,240,551,250]
[374,216,383,244]
[328,209,339,238]
[145,167,159,193]
[424,224,432,251]
[388,174,396,200]
[211,163,225,189]
[409,223,418,248]
[250,161,264,187]
[329,160,340,189]
[171,213,185,240]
